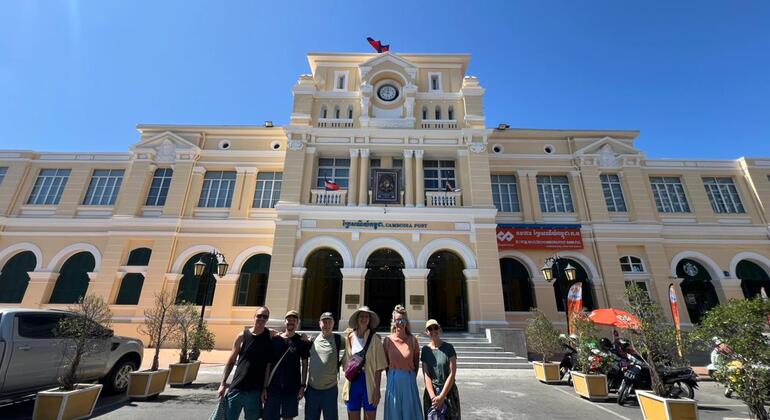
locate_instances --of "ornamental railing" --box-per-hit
[425,191,462,207]
[310,189,347,206]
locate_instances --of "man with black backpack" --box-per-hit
[303,312,342,420]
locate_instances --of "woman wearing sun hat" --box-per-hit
[342,306,387,420]
[421,319,460,420]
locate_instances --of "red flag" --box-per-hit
[366,37,390,53]
[566,283,582,335]
[669,284,683,356]
[324,178,340,191]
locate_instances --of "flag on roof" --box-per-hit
[367,37,389,53]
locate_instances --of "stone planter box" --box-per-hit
[637,390,698,420]
[33,383,102,420]
[571,371,608,401]
[533,361,562,383]
[169,360,201,386]
[128,369,169,399]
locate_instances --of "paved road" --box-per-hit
[1,365,762,419]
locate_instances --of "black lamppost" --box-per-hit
[191,250,228,360]
[540,255,578,332]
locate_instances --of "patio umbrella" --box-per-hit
[588,308,641,330]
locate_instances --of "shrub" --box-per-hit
[525,309,562,362]
[170,302,215,363]
[571,315,613,375]
[137,290,176,371]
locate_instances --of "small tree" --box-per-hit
[137,290,176,371]
[571,315,613,375]
[57,294,113,391]
[624,285,688,397]
[170,303,215,364]
[694,297,770,420]
[525,309,562,362]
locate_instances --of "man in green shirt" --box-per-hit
[303,312,342,420]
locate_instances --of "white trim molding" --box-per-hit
[229,245,274,274]
[293,235,354,268]
[729,251,770,278]
[46,243,102,271]
[416,238,477,269]
[554,251,603,285]
[670,250,724,281]
[0,242,44,271]
[498,250,545,283]
[171,244,223,273]
[354,237,416,269]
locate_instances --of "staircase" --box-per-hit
[417,332,530,370]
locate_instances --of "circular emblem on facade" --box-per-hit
[377,84,399,102]
[683,262,699,277]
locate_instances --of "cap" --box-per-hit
[319,312,334,320]
[425,319,441,330]
[285,310,299,319]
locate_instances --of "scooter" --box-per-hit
[559,334,578,385]
[616,352,699,405]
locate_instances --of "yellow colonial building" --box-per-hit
[1,51,769,348]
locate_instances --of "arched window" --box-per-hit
[499,258,535,311]
[176,252,214,305]
[552,258,595,312]
[334,105,340,119]
[448,106,455,120]
[127,248,152,266]
[347,105,353,119]
[235,254,271,306]
[619,256,645,273]
[0,251,37,303]
[434,106,442,120]
[320,105,327,119]
[422,106,428,120]
[736,260,770,299]
[49,252,96,304]
[115,273,144,305]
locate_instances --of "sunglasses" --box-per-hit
[256,314,269,320]
[427,326,440,332]
[394,319,407,325]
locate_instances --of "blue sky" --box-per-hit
[1,1,768,158]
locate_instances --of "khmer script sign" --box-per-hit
[496,224,583,249]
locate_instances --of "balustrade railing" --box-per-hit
[425,191,462,207]
[310,189,347,205]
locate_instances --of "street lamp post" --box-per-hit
[191,250,228,360]
[540,255,577,332]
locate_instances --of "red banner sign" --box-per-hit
[669,283,683,357]
[496,224,583,250]
[567,283,583,335]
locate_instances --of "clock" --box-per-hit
[377,84,399,102]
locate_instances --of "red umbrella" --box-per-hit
[588,308,641,329]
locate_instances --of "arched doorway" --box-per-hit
[736,260,770,299]
[365,249,405,331]
[234,254,271,307]
[499,258,536,311]
[176,252,213,305]
[49,251,96,304]
[552,258,595,312]
[427,251,468,331]
[0,251,37,303]
[677,258,719,324]
[300,249,343,330]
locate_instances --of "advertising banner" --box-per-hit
[496,224,583,249]
[566,282,583,335]
[669,284,683,356]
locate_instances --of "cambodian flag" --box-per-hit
[324,178,340,191]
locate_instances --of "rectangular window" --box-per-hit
[600,174,627,212]
[333,71,348,91]
[423,160,456,191]
[316,158,350,189]
[649,177,691,213]
[145,168,173,206]
[537,175,574,213]
[83,169,125,206]
[429,73,441,91]
[198,171,237,208]
[253,172,282,209]
[392,159,403,168]
[703,177,745,214]
[0,167,7,185]
[17,313,67,339]
[491,175,520,213]
[27,168,71,205]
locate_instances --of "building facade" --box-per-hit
[1,51,769,348]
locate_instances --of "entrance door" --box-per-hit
[427,251,468,331]
[736,260,770,299]
[365,249,405,331]
[677,259,719,324]
[300,249,343,330]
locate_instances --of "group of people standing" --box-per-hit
[218,304,461,420]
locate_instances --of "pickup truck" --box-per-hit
[0,308,143,403]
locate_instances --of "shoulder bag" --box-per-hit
[344,329,376,382]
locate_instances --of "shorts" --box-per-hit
[346,372,377,412]
[263,389,299,420]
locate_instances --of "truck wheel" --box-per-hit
[104,357,138,393]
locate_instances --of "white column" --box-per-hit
[403,268,430,330]
[340,268,367,331]
[358,149,370,206]
[288,267,307,314]
[348,149,359,206]
[415,149,425,207]
[463,268,481,333]
[403,150,414,207]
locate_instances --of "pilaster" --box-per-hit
[348,149,359,206]
[162,161,195,218]
[580,167,611,222]
[264,221,300,322]
[210,273,239,318]
[230,166,257,218]
[516,170,535,222]
[358,149,370,206]
[403,150,414,207]
[22,271,59,307]
[299,146,316,205]
[415,150,425,207]
[55,166,90,217]
[184,166,206,217]
[681,172,716,223]
[568,171,587,222]
[339,267,367,331]
[402,268,430,330]
[113,161,154,217]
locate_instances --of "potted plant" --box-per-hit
[129,290,175,399]
[570,315,612,401]
[694,297,770,420]
[167,302,215,386]
[624,285,697,420]
[33,294,112,420]
[526,309,564,383]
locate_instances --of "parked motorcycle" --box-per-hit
[559,334,578,386]
[617,352,699,405]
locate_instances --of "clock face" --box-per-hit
[377,84,399,102]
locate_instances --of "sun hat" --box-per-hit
[348,306,380,329]
[425,319,441,330]
[319,312,334,320]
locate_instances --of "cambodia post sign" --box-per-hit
[496,224,583,250]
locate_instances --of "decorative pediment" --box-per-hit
[359,53,418,83]
[130,131,201,163]
[574,137,640,156]
[574,137,642,168]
